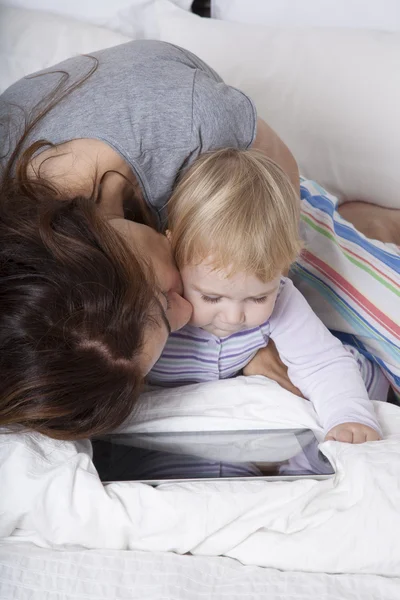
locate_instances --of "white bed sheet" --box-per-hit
[1,378,400,579]
[1,542,399,600]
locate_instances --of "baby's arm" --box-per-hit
[269,279,381,442]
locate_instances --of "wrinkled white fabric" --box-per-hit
[1,543,399,600]
[1,377,399,575]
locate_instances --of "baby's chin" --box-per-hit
[200,323,247,338]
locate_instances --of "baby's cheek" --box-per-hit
[187,297,208,327]
[247,303,275,327]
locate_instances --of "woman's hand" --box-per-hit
[243,341,303,397]
[325,422,381,443]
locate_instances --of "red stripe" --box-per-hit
[302,250,400,338]
[302,208,398,287]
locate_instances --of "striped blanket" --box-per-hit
[290,180,400,399]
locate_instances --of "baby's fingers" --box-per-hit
[325,427,353,443]
[352,426,381,443]
[334,428,354,443]
[351,428,367,444]
[365,429,381,442]
[325,424,381,444]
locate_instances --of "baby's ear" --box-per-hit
[165,229,172,242]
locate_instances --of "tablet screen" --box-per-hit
[93,428,335,483]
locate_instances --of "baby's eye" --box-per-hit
[252,296,268,304]
[201,295,221,304]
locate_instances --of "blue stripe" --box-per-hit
[300,185,399,270]
[170,333,209,343]
[220,345,264,360]
[158,353,217,365]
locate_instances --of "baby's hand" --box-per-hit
[325,422,381,443]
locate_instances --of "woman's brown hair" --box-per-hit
[0,59,158,440]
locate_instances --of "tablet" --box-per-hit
[92,428,335,484]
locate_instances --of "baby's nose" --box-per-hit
[223,304,245,325]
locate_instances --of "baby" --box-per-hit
[148,149,381,443]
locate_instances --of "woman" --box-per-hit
[0,40,397,441]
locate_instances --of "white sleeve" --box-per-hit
[0,432,228,550]
[269,279,381,434]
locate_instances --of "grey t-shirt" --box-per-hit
[0,40,256,225]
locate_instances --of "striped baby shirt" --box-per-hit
[148,318,270,385]
[148,278,381,434]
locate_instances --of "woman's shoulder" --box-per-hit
[101,40,219,73]
[88,40,222,87]
[0,40,209,102]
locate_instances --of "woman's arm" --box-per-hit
[243,341,303,398]
[252,118,300,195]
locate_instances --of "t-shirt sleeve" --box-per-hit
[191,67,257,155]
[170,43,257,148]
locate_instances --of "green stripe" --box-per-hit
[301,214,399,296]
[345,254,399,296]
[301,213,334,242]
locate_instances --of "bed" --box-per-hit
[0,1,399,598]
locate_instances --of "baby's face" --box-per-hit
[180,261,281,338]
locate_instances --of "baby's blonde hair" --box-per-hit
[167,148,302,282]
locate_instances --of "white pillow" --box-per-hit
[0,7,132,93]
[0,0,193,38]
[157,0,400,209]
[212,0,400,31]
